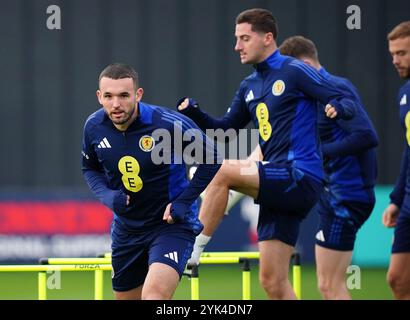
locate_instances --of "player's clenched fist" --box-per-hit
[176,97,199,111]
[325,104,337,119]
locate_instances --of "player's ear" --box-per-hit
[96,90,102,104]
[136,87,144,102]
[303,59,313,67]
[264,32,274,46]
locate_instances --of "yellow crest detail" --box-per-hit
[272,80,285,96]
[139,135,155,152]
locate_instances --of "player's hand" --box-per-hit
[163,203,175,224]
[164,202,189,223]
[113,190,129,215]
[382,203,400,228]
[178,98,190,111]
[176,97,198,111]
[325,104,337,119]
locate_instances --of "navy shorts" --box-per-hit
[315,189,374,251]
[110,222,196,292]
[392,195,410,253]
[255,162,322,246]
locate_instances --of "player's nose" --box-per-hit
[112,96,121,107]
[234,40,242,52]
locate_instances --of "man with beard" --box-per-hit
[81,63,221,299]
[382,21,410,300]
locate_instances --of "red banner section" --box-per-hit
[0,201,112,235]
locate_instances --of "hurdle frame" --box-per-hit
[185,252,301,300]
[0,251,301,300]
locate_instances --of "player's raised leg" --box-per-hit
[200,159,259,234]
[187,159,260,265]
[188,146,262,265]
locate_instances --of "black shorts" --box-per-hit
[110,222,196,292]
[315,189,374,251]
[392,194,410,253]
[255,162,322,246]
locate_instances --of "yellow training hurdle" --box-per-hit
[0,264,111,300]
[185,252,301,300]
[0,251,301,300]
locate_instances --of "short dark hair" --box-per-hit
[236,8,278,40]
[388,21,410,41]
[99,63,139,89]
[279,36,319,62]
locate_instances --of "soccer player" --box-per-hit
[280,36,378,299]
[382,21,410,300]
[178,8,358,299]
[81,63,221,300]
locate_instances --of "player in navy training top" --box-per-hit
[280,36,378,300]
[382,21,410,300]
[178,9,359,299]
[81,63,221,300]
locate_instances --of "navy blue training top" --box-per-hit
[82,102,222,234]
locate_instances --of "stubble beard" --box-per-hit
[110,105,135,125]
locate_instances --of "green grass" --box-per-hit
[174,265,394,300]
[0,264,393,300]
